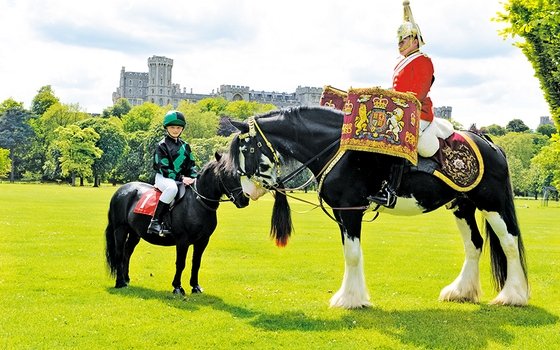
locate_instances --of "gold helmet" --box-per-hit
[397,0,425,46]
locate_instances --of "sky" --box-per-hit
[0,0,551,129]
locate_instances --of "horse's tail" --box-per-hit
[105,200,119,277]
[270,186,293,247]
[485,173,527,291]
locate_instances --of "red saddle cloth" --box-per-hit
[133,188,162,216]
[430,131,484,191]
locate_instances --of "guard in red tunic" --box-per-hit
[369,0,437,208]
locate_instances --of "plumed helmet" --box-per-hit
[397,0,425,46]
[163,110,186,127]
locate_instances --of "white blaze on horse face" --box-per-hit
[240,176,267,200]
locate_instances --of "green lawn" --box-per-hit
[0,183,558,349]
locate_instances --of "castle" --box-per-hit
[112,55,323,108]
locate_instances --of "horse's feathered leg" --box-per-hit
[330,211,371,309]
[440,199,482,303]
[172,242,189,295]
[189,236,210,293]
[482,208,529,306]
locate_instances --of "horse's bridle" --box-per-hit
[237,116,340,190]
[236,116,283,189]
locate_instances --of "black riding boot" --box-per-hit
[368,159,405,209]
[147,201,171,236]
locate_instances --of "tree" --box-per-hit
[224,100,276,121]
[121,102,164,133]
[0,101,34,181]
[506,118,530,133]
[494,131,549,194]
[196,97,229,115]
[531,134,560,189]
[31,85,60,116]
[536,123,557,137]
[102,98,131,118]
[114,131,152,183]
[0,148,11,178]
[484,123,507,136]
[52,125,102,186]
[78,118,127,187]
[496,0,560,127]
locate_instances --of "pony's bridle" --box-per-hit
[190,177,244,211]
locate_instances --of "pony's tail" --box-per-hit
[486,175,527,291]
[270,186,293,247]
[105,204,118,277]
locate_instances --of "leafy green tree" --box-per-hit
[114,131,152,183]
[494,131,549,194]
[496,0,560,126]
[506,118,530,133]
[0,148,11,178]
[190,136,232,165]
[121,102,164,133]
[102,98,132,118]
[52,125,102,186]
[31,85,60,116]
[0,101,34,181]
[536,123,557,137]
[196,97,228,115]
[0,98,24,114]
[224,100,276,121]
[531,134,560,189]
[484,123,507,136]
[78,118,127,186]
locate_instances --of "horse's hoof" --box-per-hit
[173,286,186,296]
[191,285,204,294]
[115,281,128,288]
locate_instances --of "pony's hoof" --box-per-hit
[191,285,204,294]
[115,281,128,288]
[173,286,186,296]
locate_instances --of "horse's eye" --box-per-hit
[259,164,270,172]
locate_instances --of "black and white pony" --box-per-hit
[228,107,529,308]
[105,153,249,295]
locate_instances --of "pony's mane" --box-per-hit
[199,153,236,179]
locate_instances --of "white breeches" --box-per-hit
[155,173,178,204]
[418,118,454,158]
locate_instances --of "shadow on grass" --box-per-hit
[108,286,557,349]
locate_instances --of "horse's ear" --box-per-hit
[214,152,222,161]
[229,118,249,133]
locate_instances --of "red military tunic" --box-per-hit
[393,50,434,122]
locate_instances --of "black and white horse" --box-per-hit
[105,153,249,295]
[228,107,529,308]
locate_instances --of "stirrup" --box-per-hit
[367,186,397,208]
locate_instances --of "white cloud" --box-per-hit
[0,0,550,129]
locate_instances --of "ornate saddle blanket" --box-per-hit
[415,131,484,192]
[321,86,421,165]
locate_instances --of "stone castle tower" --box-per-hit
[113,55,322,108]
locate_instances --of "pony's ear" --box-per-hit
[229,119,249,133]
[214,152,222,161]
